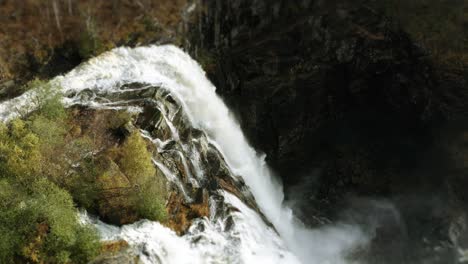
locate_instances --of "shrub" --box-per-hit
[29,115,67,147]
[71,225,101,263]
[106,110,133,130]
[33,81,67,121]
[21,79,67,121]
[0,179,100,263]
[136,180,168,222]
[64,156,101,211]
[28,113,72,184]
[118,131,167,222]
[119,131,156,182]
[0,80,102,263]
[0,119,42,183]
[21,78,45,93]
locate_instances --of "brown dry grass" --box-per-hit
[0,0,187,81]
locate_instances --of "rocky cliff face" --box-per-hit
[189,0,438,182]
[187,0,468,263]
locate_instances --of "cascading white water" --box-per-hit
[0,45,367,263]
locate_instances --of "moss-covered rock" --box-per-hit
[65,108,168,226]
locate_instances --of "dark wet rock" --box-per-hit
[224,215,235,232]
[187,0,468,263]
[188,0,442,186]
[0,79,16,100]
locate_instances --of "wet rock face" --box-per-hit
[135,87,265,234]
[189,0,437,186]
[188,0,468,263]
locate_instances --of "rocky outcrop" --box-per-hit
[68,107,168,226]
[67,84,266,236]
[133,85,268,233]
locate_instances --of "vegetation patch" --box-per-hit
[0,0,188,84]
[0,79,168,262]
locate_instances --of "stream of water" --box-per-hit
[0,45,367,264]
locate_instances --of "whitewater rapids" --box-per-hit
[0,45,368,264]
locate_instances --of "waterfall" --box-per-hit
[0,45,367,263]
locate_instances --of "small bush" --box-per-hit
[106,110,133,130]
[0,119,42,183]
[119,131,156,182]
[0,80,102,263]
[118,131,167,222]
[136,181,168,222]
[64,156,101,211]
[34,81,67,121]
[21,78,45,93]
[20,79,67,121]
[30,115,67,143]
[0,179,100,263]
[72,225,101,262]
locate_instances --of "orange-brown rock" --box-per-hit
[165,190,210,235]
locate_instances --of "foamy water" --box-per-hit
[0,45,368,263]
